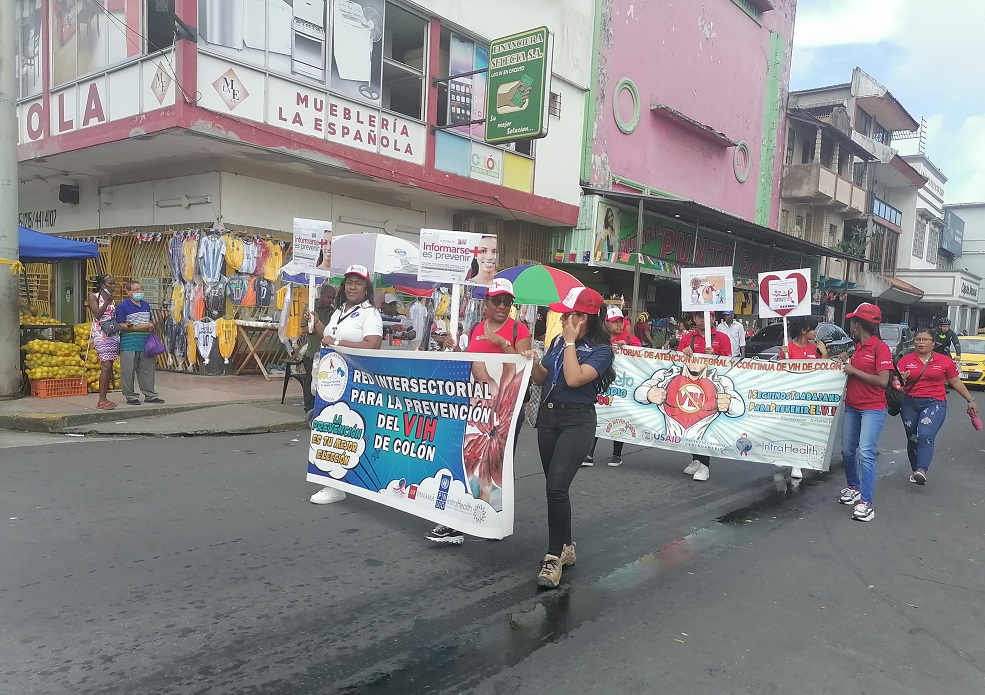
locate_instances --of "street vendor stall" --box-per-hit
[14,227,100,396]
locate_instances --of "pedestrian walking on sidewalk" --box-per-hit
[301,282,337,418]
[87,274,121,411]
[678,312,733,482]
[838,303,894,522]
[309,265,383,505]
[584,306,639,468]
[116,281,164,406]
[778,315,829,479]
[426,278,531,546]
[523,288,614,589]
[897,327,978,486]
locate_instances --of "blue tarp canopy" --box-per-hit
[18,226,99,261]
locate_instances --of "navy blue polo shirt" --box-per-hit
[542,338,613,405]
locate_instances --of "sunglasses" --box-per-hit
[487,295,514,307]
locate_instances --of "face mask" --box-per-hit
[132,292,145,301]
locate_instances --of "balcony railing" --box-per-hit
[869,196,902,227]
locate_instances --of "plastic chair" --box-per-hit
[281,359,306,404]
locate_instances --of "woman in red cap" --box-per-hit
[523,287,615,588]
[838,302,894,522]
[426,278,531,546]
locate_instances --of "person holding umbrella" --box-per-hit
[308,265,384,505]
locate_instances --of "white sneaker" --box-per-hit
[310,486,346,504]
[607,455,623,467]
[790,467,803,479]
[582,455,594,467]
[692,463,710,481]
[683,459,701,475]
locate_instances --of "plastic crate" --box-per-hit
[30,377,88,398]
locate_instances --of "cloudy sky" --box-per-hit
[791,0,985,203]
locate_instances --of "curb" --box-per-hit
[0,398,291,434]
[63,419,308,438]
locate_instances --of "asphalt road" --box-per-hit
[3,392,985,694]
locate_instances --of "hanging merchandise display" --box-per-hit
[227,274,248,305]
[239,239,258,275]
[256,278,274,308]
[168,234,184,282]
[224,235,245,275]
[216,318,238,364]
[171,282,185,322]
[190,282,206,321]
[186,321,197,365]
[182,234,199,282]
[253,241,271,278]
[263,241,283,282]
[198,232,226,284]
[204,278,227,318]
[194,318,218,365]
[240,276,258,307]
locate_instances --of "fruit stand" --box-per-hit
[16,226,100,398]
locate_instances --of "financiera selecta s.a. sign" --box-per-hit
[484,27,553,144]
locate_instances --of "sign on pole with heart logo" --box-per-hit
[758,269,811,318]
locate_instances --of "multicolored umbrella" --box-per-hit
[475,265,584,306]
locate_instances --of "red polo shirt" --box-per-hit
[845,335,894,410]
[611,329,642,347]
[897,351,958,401]
[680,330,732,358]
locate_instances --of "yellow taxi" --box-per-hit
[958,335,985,387]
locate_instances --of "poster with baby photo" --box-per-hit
[680,266,734,312]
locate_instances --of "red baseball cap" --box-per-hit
[550,287,604,315]
[486,278,515,297]
[846,302,882,323]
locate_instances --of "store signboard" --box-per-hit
[198,55,425,165]
[469,141,504,185]
[941,209,965,257]
[485,27,552,144]
[18,53,176,145]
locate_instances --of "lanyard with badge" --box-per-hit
[331,304,363,337]
[543,337,573,401]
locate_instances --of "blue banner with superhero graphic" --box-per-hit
[597,347,847,471]
[307,347,531,538]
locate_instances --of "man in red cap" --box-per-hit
[838,302,894,522]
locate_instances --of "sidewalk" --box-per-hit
[0,372,309,435]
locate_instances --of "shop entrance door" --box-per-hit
[56,261,82,326]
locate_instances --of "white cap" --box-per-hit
[383,293,398,304]
[344,264,370,279]
[486,278,515,297]
[606,306,625,321]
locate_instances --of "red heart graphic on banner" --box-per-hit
[759,272,808,316]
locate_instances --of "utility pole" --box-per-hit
[0,2,22,399]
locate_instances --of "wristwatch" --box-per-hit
[563,341,576,348]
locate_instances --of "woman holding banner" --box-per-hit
[426,278,531,545]
[838,303,893,522]
[309,264,384,505]
[778,316,829,479]
[523,287,615,589]
[897,327,978,486]
[679,312,733,482]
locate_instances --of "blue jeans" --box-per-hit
[901,397,947,472]
[841,405,887,505]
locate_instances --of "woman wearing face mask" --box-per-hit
[897,327,978,486]
[522,287,615,589]
[838,303,894,522]
[86,274,121,410]
[308,265,384,505]
[427,278,532,545]
[465,236,498,286]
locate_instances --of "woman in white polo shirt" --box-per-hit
[309,264,384,505]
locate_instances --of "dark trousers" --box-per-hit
[589,437,624,457]
[537,403,597,557]
[302,354,315,411]
[694,455,710,465]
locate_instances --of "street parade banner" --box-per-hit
[596,347,847,471]
[307,347,530,538]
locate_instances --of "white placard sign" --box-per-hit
[292,218,333,278]
[418,230,498,287]
[680,266,734,313]
[758,269,812,318]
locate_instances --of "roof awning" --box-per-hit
[582,187,865,264]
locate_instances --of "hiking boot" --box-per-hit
[537,554,563,588]
[560,543,576,567]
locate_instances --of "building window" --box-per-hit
[912,219,927,259]
[884,230,898,277]
[855,106,873,137]
[780,209,789,232]
[827,223,838,247]
[785,128,795,165]
[382,3,428,120]
[548,92,561,118]
[853,161,867,187]
[795,215,804,234]
[731,0,765,23]
[927,225,940,266]
[801,138,812,164]
[872,123,890,145]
